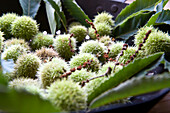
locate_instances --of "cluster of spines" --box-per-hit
[60,59,93,79]
[81,66,112,87]
[103,45,127,66]
[116,43,128,66]
[103,48,119,63]
[85,19,100,40]
[102,30,151,66]
[103,48,110,61]
[68,33,75,53]
[124,30,151,65]
[35,47,59,63]
[85,19,117,63]
[80,30,152,87]
[47,45,58,62]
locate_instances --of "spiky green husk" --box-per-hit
[37,57,69,88]
[11,16,38,41]
[0,31,4,51]
[48,79,87,111]
[4,38,30,50]
[99,35,112,46]
[8,77,40,95]
[143,30,170,55]
[89,23,112,39]
[35,47,59,62]
[85,62,123,99]
[13,53,41,78]
[69,69,94,83]
[93,12,114,26]
[53,34,76,60]
[79,40,107,62]
[118,47,138,64]
[70,53,100,72]
[68,21,82,28]
[2,44,28,62]
[0,13,18,39]
[69,25,87,42]
[108,41,124,59]
[135,26,170,55]
[31,32,54,50]
[99,62,123,75]
[134,26,156,47]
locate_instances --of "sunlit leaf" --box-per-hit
[46,0,67,32]
[45,1,57,35]
[146,12,161,26]
[115,0,159,25]
[87,52,163,104]
[89,72,170,109]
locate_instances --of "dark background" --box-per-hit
[0,0,51,33]
[0,0,127,34]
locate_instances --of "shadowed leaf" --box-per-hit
[112,11,155,39]
[19,0,41,18]
[61,0,91,27]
